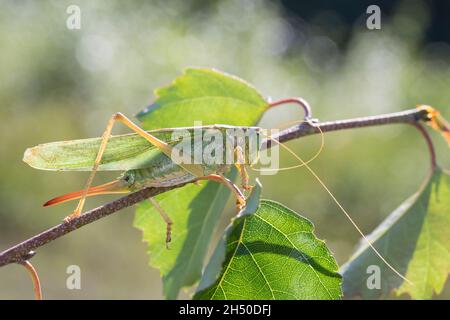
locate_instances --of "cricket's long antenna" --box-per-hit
[263,132,412,284]
[254,97,319,172]
[252,120,324,172]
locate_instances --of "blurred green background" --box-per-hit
[0,0,449,299]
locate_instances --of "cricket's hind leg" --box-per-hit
[198,174,246,212]
[149,197,173,249]
[65,112,193,222]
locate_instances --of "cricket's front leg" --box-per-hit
[234,146,253,191]
[198,174,246,212]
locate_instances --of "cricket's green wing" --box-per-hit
[23,131,176,171]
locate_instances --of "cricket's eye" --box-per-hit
[122,172,136,185]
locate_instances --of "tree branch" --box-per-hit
[0,184,188,267]
[0,107,431,268]
[264,108,429,146]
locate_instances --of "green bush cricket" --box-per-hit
[23,112,280,246]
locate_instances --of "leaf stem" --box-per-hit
[20,260,42,300]
[413,123,437,171]
[268,97,312,119]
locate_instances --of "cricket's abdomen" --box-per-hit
[123,165,195,190]
[121,155,230,191]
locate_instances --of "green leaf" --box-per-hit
[341,169,450,299]
[194,199,342,300]
[195,179,264,294]
[136,68,268,129]
[134,175,235,299]
[133,68,268,299]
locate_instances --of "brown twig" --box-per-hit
[0,183,187,267]
[0,107,432,269]
[263,107,430,147]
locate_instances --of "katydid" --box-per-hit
[23,109,414,284]
[23,112,269,245]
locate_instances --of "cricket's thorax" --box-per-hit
[151,125,264,166]
[118,125,263,191]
